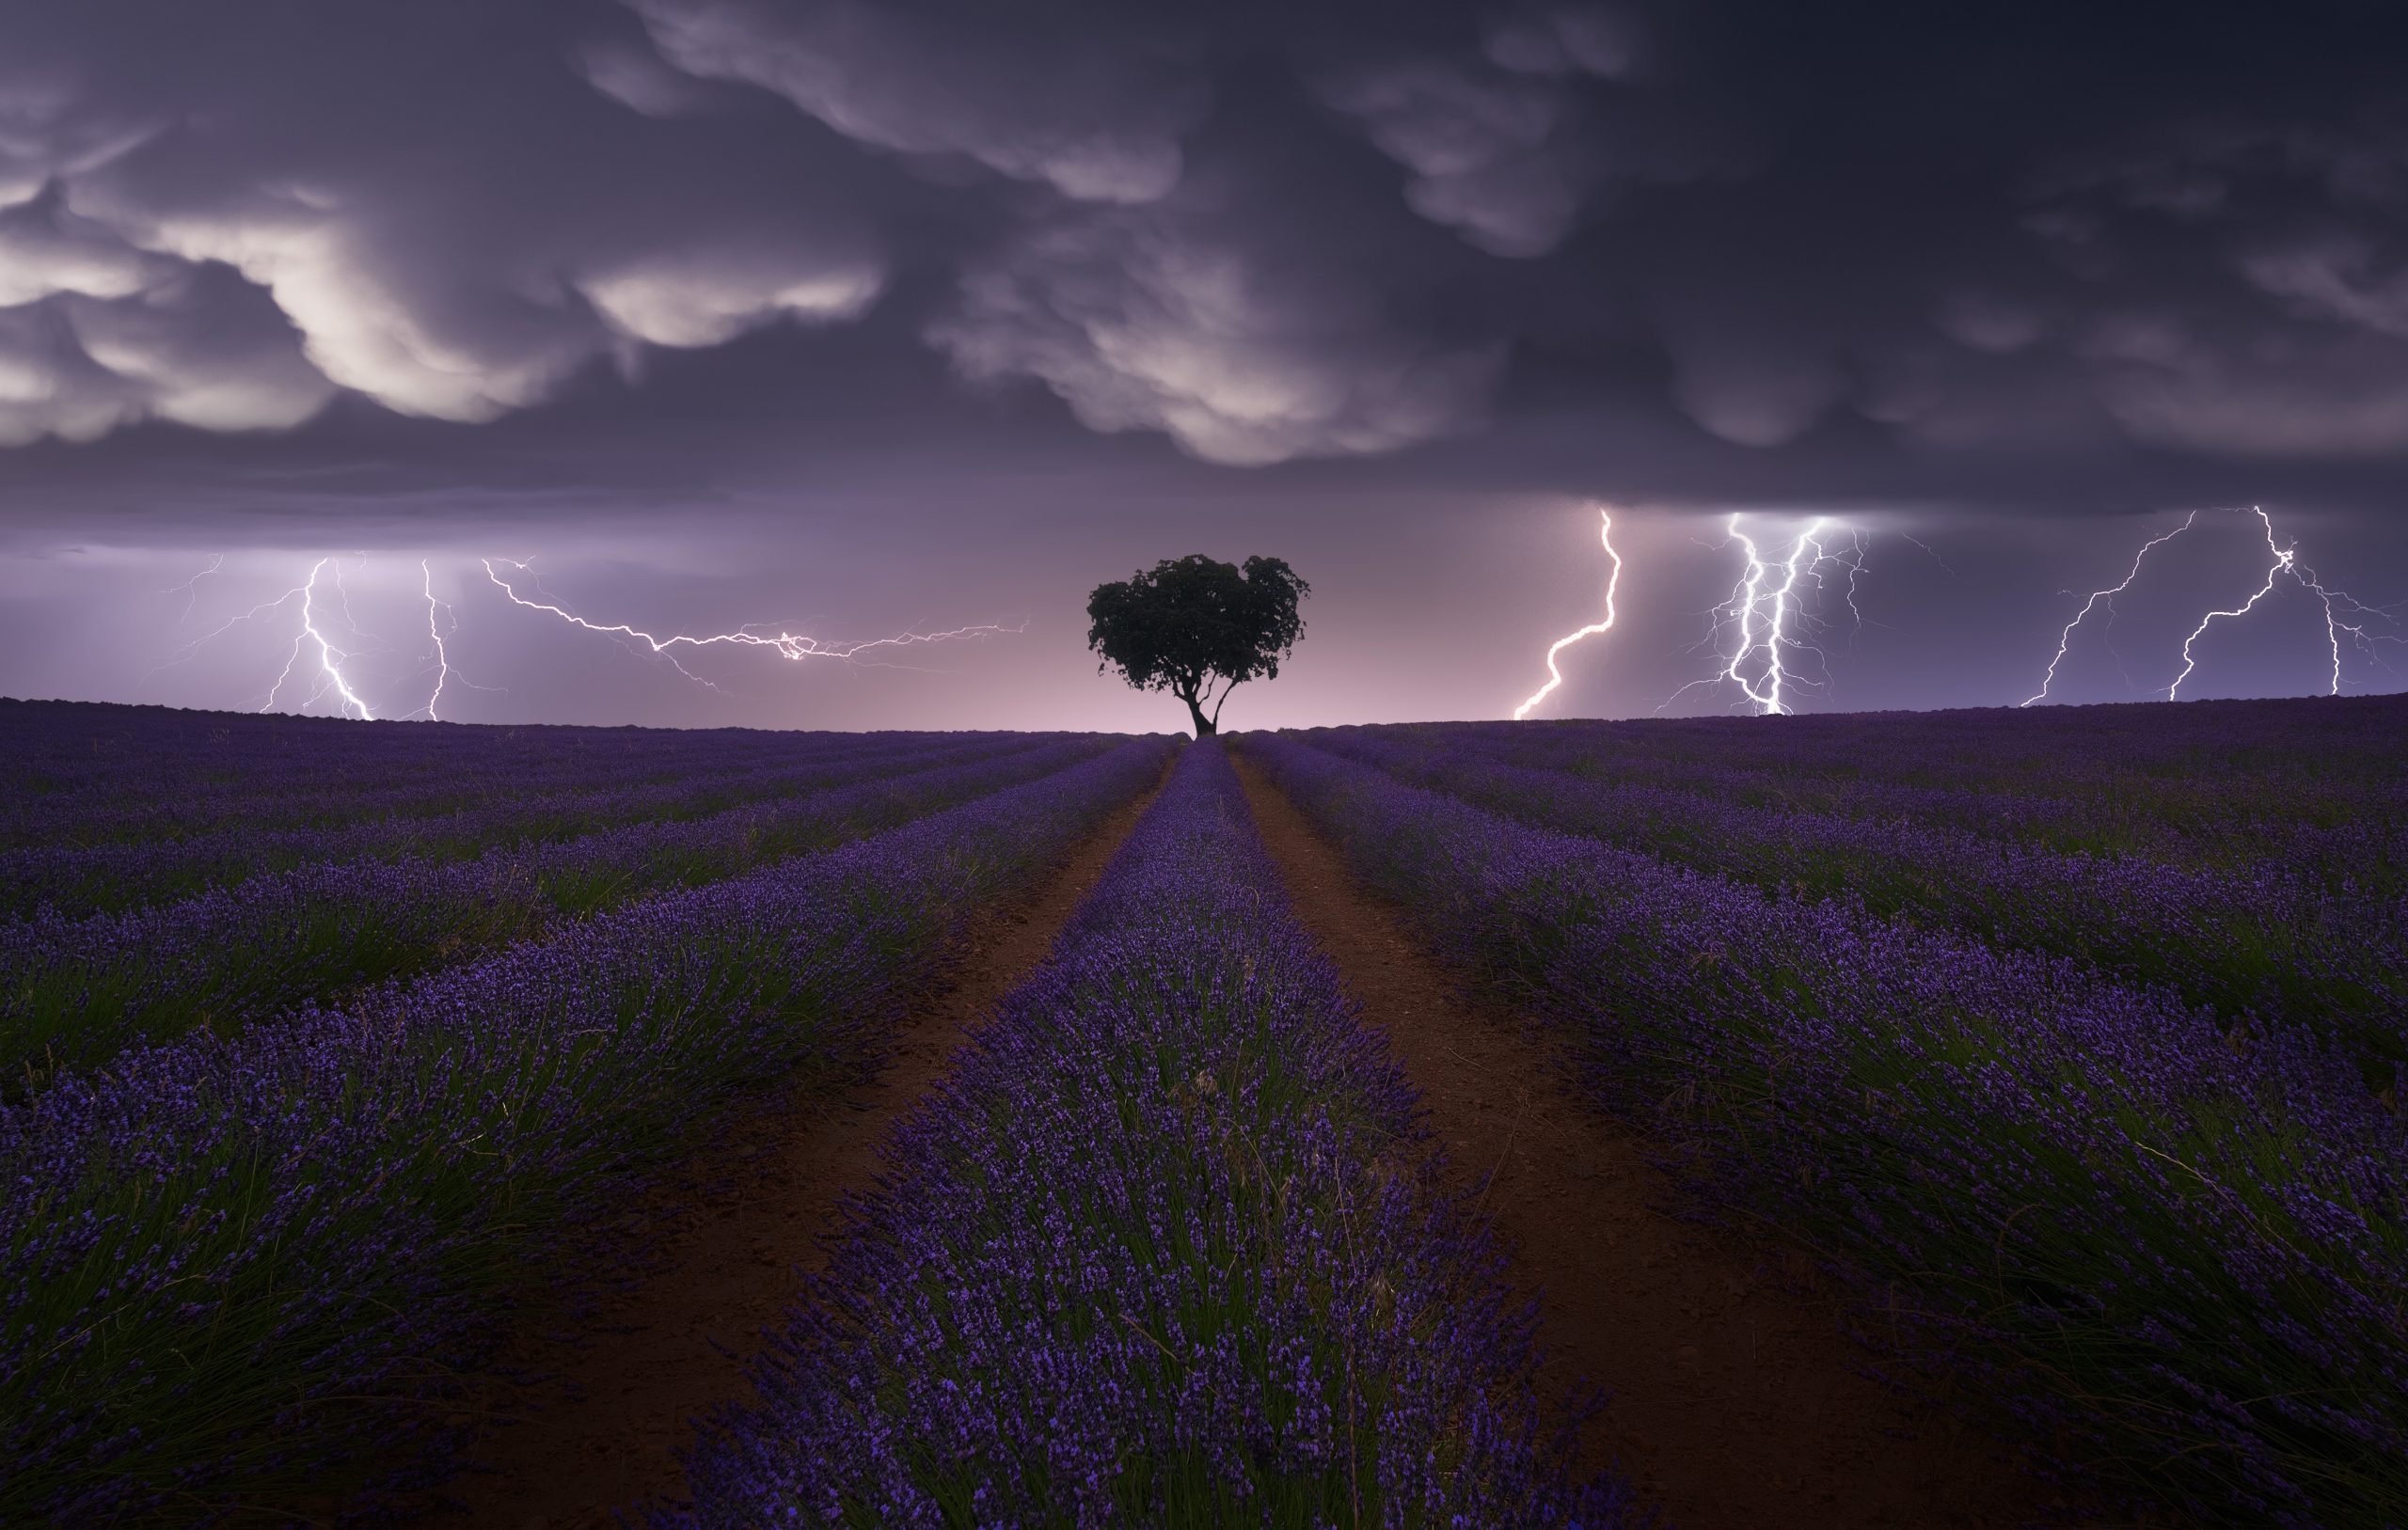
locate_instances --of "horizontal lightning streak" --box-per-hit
[481,559,1022,686]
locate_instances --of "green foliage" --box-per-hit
[1087,555,1309,734]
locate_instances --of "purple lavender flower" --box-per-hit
[668,743,1638,1527]
[1240,725,2407,1530]
[0,734,1172,1523]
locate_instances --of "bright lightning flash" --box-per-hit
[2022,512,2200,707]
[482,559,1022,684]
[2167,507,2404,700]
[1662,513,1866,716]
[420,560,454,721]
[1513,508,1623,719]
[2027,506,2404,704]
[265,558,376,719]
[160,556,383,718]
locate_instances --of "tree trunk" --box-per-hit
[1183,693,1216,736]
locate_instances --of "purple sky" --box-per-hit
[3,0,2405,731]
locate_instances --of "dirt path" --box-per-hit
[1233,755,2105,1530]
[403,776,1165,1530]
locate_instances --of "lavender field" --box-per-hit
[2,695,2401,1528]
[1244,695,2408,1530]
[1,702,1175,1520]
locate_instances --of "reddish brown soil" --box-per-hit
[1233,755,2111,1530]
[400,776,1164,1530]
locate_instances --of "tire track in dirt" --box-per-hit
[1233,753,2111,1530]
[397,766,1169,1530]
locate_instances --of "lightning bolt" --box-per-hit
[2166,506,2405,701]
[262,558,375,719]
[2293,558,2408,695]
[421,562,452,721]
[161,554,225,625]
[2021,512,2200,707]
[2165,509,2292,702]
[1513,507,1623,720]
[481,558,1022,686]
[2029,506,2403,705]
[1659,513,1864,717]
[154,556,381,717]
[1728,516,1821,714]
[406,560,502,721]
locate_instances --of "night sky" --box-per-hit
[3,0,2406,730]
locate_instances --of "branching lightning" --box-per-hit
[263,558,376,719]
[2294,557,2408,695]
[150,554,1015,719]
[1513,507,1623,719]
[2027,505,2405,705]
[161,554,225,624]
[481,558,1022,686]
[2164,510,2290,702]
[2021,512,2199,707]
[156,556,382,717]
[1658,513,1868,716]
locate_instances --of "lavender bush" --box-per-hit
[1,701,956,846]
[668,742,1637,1528]
[1,735,1116,1081]
[1300,724,2408,1065]
[0,733,1052,919]
[1240,729,2408,1530]
[0,737,1171,1523]
[1427,718,2408,879]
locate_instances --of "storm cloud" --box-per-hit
[0,0,2394,478]
[2,0,2405,724]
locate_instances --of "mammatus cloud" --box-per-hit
[628,0,1209,205]
[0,11,888,440]
[1322,61,1590,259]
[0,189,333,444]
[1317,5,1661,259]
[2003,117,2408,456]
[1,0,2407,489]
[927,195,1502,465]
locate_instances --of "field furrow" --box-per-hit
[0,733,1060,918]
[669,740,1633,1524]
[1299,725,2408,1065]
[0,735,1172,1524]
[1239,729,2408,1530]
[0,735,1120,1080]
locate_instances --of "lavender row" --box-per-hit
[1239,732,2407,1529]
[1498,694,2408,799]
[3,714,962,849]
[1,699,809,808]
[1,733,1054,919]
[1418,718,2408,880]
[0,736,1120,1082]
[0,696,888,794]
[0,735,1173,1525]
[1302,727,2408,1065]
[668,741,1631,1527]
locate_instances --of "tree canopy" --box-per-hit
[1086,555,1310,736]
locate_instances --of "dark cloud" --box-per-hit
[0,0,2400,499]
[2,0,2406,724]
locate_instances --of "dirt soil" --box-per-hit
[400,775,1164,1530]
[1233,754,2115,1530]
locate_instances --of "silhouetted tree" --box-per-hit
[1087,555,1310,736]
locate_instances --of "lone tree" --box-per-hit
[1087,555,1310,736]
